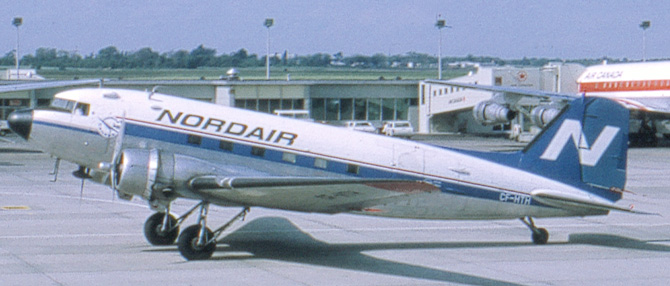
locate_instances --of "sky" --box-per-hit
[1,0,666,60]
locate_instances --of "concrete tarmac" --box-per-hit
[1,135,669,286]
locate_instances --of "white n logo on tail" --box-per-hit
[540,119,620,166]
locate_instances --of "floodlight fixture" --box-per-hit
[640,21,650,30]
[435,16,451,80]
[640,20,650,61]
[264,18,274,28]
[12,17,22,27]
[13,17,23,80]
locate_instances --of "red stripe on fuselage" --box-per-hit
[579,79,670,93]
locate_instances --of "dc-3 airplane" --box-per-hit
[432,60,670,146]
[8,87,649,260]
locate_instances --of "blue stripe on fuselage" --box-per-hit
[33,118,546,208]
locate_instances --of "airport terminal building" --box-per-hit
[0,63,583,136]
[0,79,420,127]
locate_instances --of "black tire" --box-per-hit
[177,225,216,260]
[143,212,179,246]
[531,228,549,245]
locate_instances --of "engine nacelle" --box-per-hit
[530,105,562,128]
[115,148,222,201]
[472,101,516,125]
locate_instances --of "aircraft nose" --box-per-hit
[7,109,33,140]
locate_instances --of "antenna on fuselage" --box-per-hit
[148,86,162,101]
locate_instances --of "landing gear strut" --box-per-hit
[520,216,549,245]
[177,203,249,260]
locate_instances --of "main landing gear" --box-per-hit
[177,204,249,260]
[143,202,250,260]
[143,202,202,246]
[520,216,549,245]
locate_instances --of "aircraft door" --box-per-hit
[73,102,124,167]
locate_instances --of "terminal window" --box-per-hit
[235,99,304,114]
[0,98,28,120]
[311,97,415,122]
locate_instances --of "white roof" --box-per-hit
[578,61,670,83]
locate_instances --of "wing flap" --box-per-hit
[190,176,440,213]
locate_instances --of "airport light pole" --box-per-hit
[640,21,650,62]
[264,18,274,80]
[12,17,22,80]
[435,16,450,80]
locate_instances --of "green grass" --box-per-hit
[31,66,469,81]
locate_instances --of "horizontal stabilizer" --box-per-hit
[531,189,657,215]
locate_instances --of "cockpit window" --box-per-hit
[74,102,90,116]
[49,98,76,113]
[48,99,90,116]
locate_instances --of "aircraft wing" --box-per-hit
[189,176,440,213]
[531,189,656,215]
[0,79,101,93]
[433,80,670,116]
[426,80,579,103]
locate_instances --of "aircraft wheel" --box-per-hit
[531,228,549,245]
[177,225,216,260]
[144,212,179,245]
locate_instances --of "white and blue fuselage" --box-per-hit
[17,88,630,221]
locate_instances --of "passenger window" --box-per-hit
[346,164,360,174]
[251,146,265,157]
[282,152,297,163]
[314,158,328,169]
[74,103,90,116]
[187,135,202,145]
[219,140,234,151]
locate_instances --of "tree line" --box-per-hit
[0,44,628,70]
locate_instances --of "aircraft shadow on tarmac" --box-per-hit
[145,217,670,284]
[149,217,528,286]
[568,233,670,252]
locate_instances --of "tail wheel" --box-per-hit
[144,212,179,245]
[532,228,549,245]
[177,225,216,260]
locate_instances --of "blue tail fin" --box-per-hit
[519,97,629,201]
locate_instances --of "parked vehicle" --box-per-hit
[344,121,376,133]
[381,121,413,137]
[0,120,10,136]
